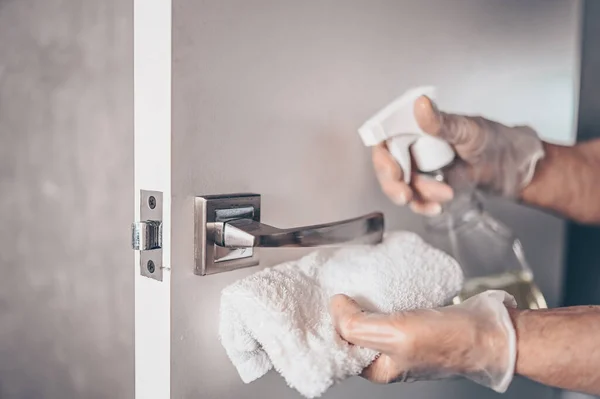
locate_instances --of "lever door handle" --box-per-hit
[195,193,385,276]
[210,212,384,248]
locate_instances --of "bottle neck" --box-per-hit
[426,191,483,232]
[422,164,483,232]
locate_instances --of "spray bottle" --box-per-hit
[358,86,547,310]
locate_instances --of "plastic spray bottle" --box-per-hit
[358,86,546,310]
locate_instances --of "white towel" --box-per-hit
[219,231,463,398]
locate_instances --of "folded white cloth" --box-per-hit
[219,231,463,398]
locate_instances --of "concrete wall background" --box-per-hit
[0,1,134,398]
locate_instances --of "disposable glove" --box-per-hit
[372,96,545,215]
[329,290,517,392]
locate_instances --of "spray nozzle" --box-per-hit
[358,86,455,184]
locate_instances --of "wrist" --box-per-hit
[517,142,600,223]
[449,292,518,393]
[461,308,513,375]
[422,306,507,377]
[519,141,554,201]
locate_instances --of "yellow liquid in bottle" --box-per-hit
[452,271,547,310]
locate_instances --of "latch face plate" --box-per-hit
[194,194,260,276]
[135,190,164,281]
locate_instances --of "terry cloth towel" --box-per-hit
[219,231,463,398]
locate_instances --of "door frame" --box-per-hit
[134,0,172,397]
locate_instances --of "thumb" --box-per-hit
[329,294,397,353]
[414,95,480,146]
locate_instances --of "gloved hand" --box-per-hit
[329,290,518,392]
[372,96,545,215]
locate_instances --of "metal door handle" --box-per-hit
[209,212,384,248]
[195,193,385,276]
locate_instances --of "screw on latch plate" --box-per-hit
[133,190,164,282]
[147,260,156,273]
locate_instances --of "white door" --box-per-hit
[134,1,580,398]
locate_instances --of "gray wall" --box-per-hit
[172,1,580,399]
[0,1,133,398]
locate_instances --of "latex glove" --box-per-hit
[372,96,545,215]
[329,290,518,392]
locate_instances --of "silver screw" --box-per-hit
[147,260,155,273]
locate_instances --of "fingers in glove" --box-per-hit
[361,354,404,384]
[373,144,413,205]
[372,143,402,181]
[409,199,442,217]
[414,95,483,148]
[411,174,454,203]
[329,294,401,353]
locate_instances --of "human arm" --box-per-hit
[521,140,600,224]
[509,305,600,393]
[330,292,600,395]
[372,95,600,224]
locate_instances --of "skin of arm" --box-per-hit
[512,140,600,392]
[521,139,600,224]
[476,140,600,394]
[509,306,600,394]
[485,140,600,393]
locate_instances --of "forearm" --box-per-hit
[520,139,600,224]
[508,306,600,394]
